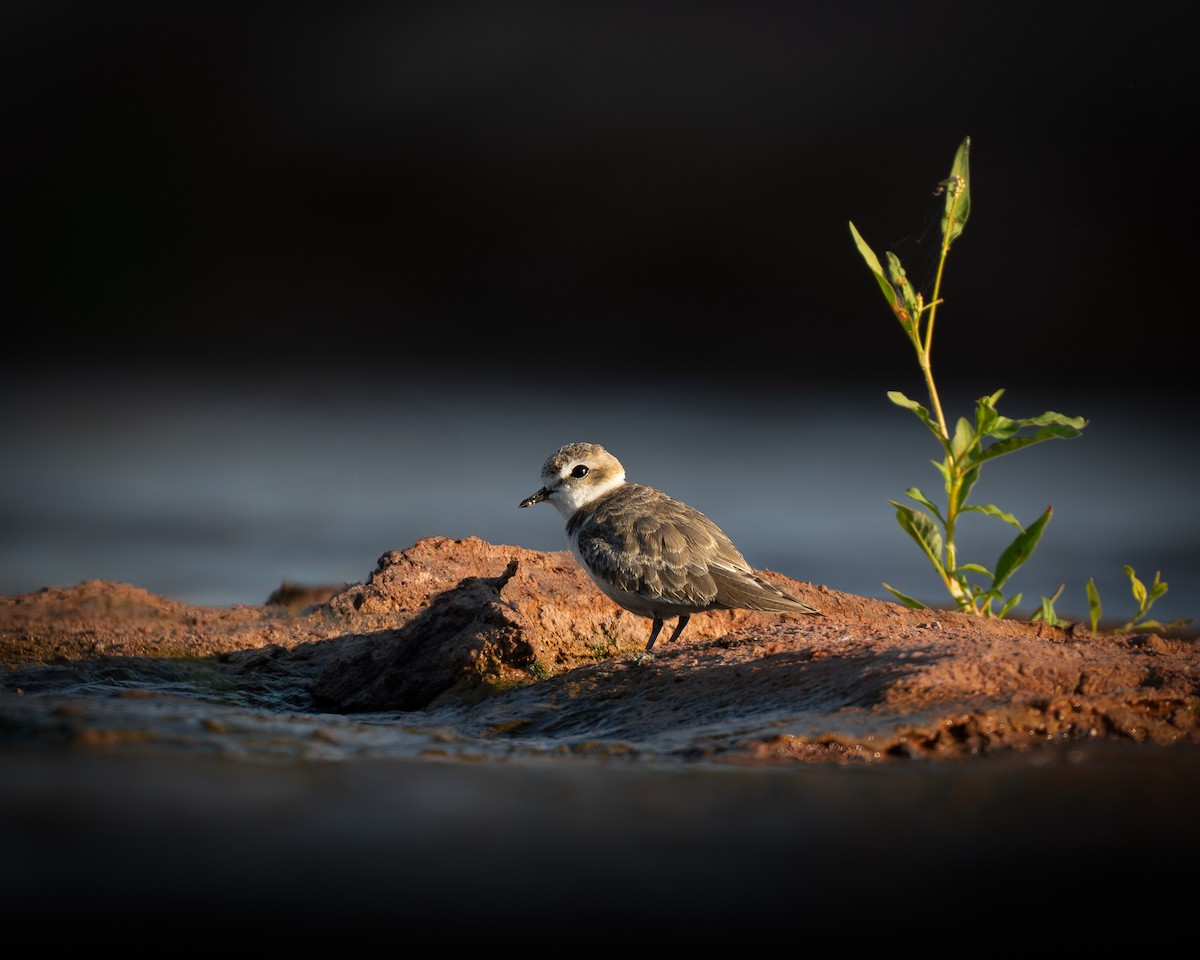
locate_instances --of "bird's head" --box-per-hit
[519,442,626,519]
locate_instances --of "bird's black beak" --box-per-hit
[519,487,550,508]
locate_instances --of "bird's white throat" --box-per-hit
[546,469,625,519]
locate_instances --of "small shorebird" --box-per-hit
[519,441,822,651]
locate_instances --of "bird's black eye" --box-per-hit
[571,465,589,479]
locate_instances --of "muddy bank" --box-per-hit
[3,537,1198,938]
[3,536,1197,762]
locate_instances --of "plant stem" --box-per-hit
[920,177,969,608]
[917,345,947,441]
[919,175,965,444]
[944,471,963,603]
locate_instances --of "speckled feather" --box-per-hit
[520,442,821,651]
[569,483,806,616]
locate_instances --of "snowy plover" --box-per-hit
[519,441,822,651]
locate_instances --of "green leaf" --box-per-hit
[889,500,945,574]
[1120,567,1173,630]
[886,251,922,331]
[1125,565,1147,607]
[992,409,1087,438]
[904,486,947,525]
[974,398,1001,438]
[992,505,1053,589]
[849,222,904,318]
[940,136,971,246]
[983,416,1021,441]
[1029,584,1068,627]
[887,391,942,437]
[949,465,981,515]
[955,562,993,578]
[1023,409,1088,431]
[848,221,885,276]
[882,582,928,609]
[1086,578,1101,631]
[949,416,975,459]
[950,403,1088,463]
[997,593,1022,618]
[1148,571,1168,604]
[973,420,1087,466]
[962,501,1025,530]
[887,390,922,411]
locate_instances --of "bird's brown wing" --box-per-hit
[575,484,751,609]
[576,483,821,617]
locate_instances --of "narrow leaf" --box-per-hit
[973,423,1086,466]
[1125,565,1147,607]
[886,251,922,332]
[962,501,1025,529]
[954,465,980,513]
[1023,410,1088,430]
[904,486,946,524]
[889,500,945,574]
[956,562,994,578]
[992,505,1053,589]
[1032,580,1070,624]
[849,222,903,317]
[973,392,1004,435]
[1087,578,1101,631]
[940,136,971,246]
[949,417,975,459]
[997,594,1022,618]
[888,390,943,438]
[1030,591,1069,628]
[882,582,928,609]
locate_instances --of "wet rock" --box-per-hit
[2,536,1198,757]
[311,559,535,711]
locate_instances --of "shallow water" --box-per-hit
[3,727,1197,935]
[0,638,935,763]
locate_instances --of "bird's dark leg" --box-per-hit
[644,618,665,651]
[664,614,690,646]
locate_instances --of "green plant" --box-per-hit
[1029,583,1071,629]
[849,136,1088,618]
[1088,567,1192,633]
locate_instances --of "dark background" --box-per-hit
[4,1,1194,393]
[4,7,1197,926]
[2,2,1197,624]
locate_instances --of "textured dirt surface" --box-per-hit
[3,535,1196,761]
[3,535,1198,936]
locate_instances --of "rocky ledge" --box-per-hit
[2,535,1196,763]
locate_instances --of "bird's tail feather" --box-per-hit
[711,568,822,616]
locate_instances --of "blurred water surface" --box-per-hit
[2,369,1196,626]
